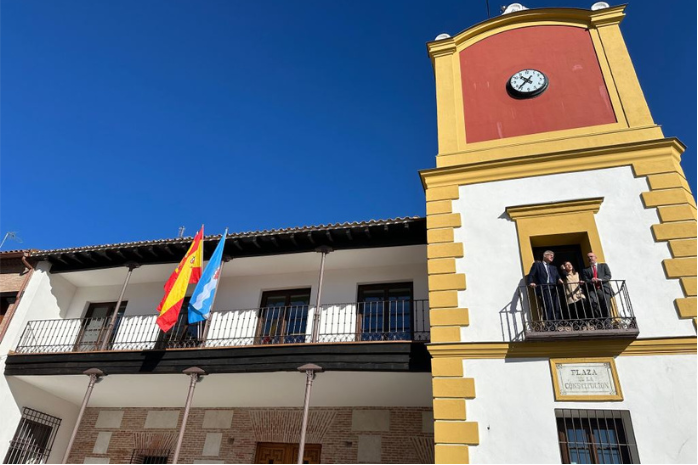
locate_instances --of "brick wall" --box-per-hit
[68,406,434,464]
[0,258,28,292]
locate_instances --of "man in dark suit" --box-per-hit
[527,250,564,323]
[582,252,613,319]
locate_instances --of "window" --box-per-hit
[506,198,606,280]
[357,282,413,341]
[130,449,170,464]
[556,409,639,464]
[532,244,586,279]
[0,292,18,328]
[256,289,311,344]
[75,301,128,351]
[4,408,61,464]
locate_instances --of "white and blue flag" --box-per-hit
[188,231,227,324]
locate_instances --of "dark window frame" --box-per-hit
[130,449,171,464]
[155,297,203,349]
[556,409,640,464]
[3,407,62,464]
[0,291,18,321]
[74,301,128,351]
[356,282,414,340]
[256,288,312,344]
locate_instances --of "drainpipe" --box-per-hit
[310,246,332,343]
[62,368,105,464]
[100,262,140,351]
[297,363,322,464]
[172,367,206,464]
[0,253,34,343]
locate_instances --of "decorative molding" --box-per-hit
[428,337,697,359]
[506,198,604,220]
[421,138,685,189]
[427,6,625,56]
[249,410,336,444]
[434,126,663,169]
[506,199,606,276]
[133,432,176,450]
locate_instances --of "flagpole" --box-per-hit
[200,229,229,345]
[157,226,204,333]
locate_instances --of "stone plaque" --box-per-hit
[550,358,622,401]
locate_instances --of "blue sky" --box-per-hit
[1,0,695,250]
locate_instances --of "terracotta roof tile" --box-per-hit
[31,216,425,258]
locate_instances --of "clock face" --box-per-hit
[507,69,548,98]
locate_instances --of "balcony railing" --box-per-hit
[14,300,429,354]
[518,280,638,339]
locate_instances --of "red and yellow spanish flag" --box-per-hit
[156,226,204,332]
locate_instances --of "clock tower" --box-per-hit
[421,5,696,464]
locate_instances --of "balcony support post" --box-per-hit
[310,246,332,343]
[62,368,105,464]
[100,262,140,351]
[173,367,206,464]
[297,363,322,464]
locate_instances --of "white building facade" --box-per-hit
[0,219,435,464]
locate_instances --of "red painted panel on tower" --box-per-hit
[459,26,616,143]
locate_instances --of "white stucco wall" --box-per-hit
[0,262,80,463]
[0,373,80,464]
[467,354,696,464]
[453,166,694,341]
[0,263,78,355]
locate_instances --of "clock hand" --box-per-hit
[517,75,533,90]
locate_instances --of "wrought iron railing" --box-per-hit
[518,280,638,338]
[130,449,171,464]
[14,300,429,354]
